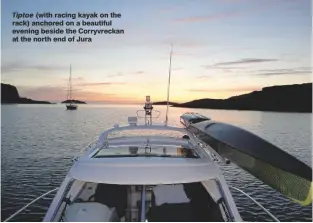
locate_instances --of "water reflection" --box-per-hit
[1,104,312,221]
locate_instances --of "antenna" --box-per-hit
[69,64,72,101]
[165,44,173,126]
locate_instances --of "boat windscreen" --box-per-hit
[108,129,185,139]
[93,145,199,158]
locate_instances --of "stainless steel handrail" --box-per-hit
[4,188,59,222]
[136,110,160,119]
[230,186,279,222]
[215,179,235,221]
[73,140,98,161]
[140,185,146,222]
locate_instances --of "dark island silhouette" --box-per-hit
[1,83,53,104]
[153,101,179,106]
[61,100,86,104]
[155,83,312,113]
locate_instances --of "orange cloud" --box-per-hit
[107,71,145,78]
[134,71,145,74]
[18,85,137,103]
[2,62,70,74]
[195,75,211,79]
[76,82,126,87]
[213,58,278,66]
[107,72,124,78]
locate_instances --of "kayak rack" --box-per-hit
[230,186,279,222]
[4,188,59,222]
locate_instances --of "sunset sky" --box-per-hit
[1,0,311,103]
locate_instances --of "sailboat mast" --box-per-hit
[165,44,173,126]
[69,64,72,101]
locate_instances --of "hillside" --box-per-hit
[153,101,180,106]
[1,83,53,104]
[174,83,312,113]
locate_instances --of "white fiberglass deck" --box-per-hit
[69,157,222,185]
[41,107,243,222]
[68,123,224,185]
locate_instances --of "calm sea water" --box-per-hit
[1,104,312,222]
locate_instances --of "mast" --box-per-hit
[66,77,69,101]
[165,44,173,126]
[69,64,72,102]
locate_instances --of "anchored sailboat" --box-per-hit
[66,65,77,110]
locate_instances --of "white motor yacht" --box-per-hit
[4,96,312,222]
[43,96,244,222]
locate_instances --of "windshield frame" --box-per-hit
[92,144,200,159]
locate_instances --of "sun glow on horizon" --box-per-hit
[1,0,310,104]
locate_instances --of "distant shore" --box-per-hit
[2,82,311,113]
[153,101,180,106]
[1,83,54,104]
[154,83,312,113]
[1,83,87,104]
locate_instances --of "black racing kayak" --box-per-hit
[181,113,312,206]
